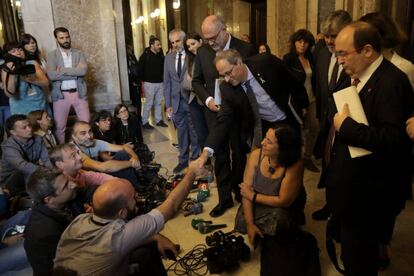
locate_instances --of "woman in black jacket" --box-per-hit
[283,29,319,173]
[113,104,143,146]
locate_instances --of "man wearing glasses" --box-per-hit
[192,15,255,217]
[326,22,413,275]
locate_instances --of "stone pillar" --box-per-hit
[50,0,122,111]
[267,0,295,57]
[21,0,56,57]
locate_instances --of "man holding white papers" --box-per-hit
[326,22,414,275]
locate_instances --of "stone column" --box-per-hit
[21,0,56,57]
[50,0,122,111]
[267,0,295,57]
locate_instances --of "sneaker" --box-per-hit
[304,158,320,173]
[142,123,154,130]
[173,163,188,174]
[156,120,168,127]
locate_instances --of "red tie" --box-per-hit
[324,79,360,165]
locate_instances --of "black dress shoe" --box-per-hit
[312,204,330,220]
[209,201,234,217]
[156,120,168,127]
[142,123,154,130]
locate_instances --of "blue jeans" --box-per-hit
[142,82,163,125]
[0,210,32,274]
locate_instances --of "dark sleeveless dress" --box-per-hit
[234,150,305,236]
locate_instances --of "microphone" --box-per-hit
[183,202,203,216]
[197,222,227,234]
[191,218,213,230]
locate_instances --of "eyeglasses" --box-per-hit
[221,65,236,78]
[205,28,223,44]
[334,46,365,58]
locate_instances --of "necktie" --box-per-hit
[245,80,262,148]
[324,78,360,165]
[328,61,339,92]
[177,52,182,78]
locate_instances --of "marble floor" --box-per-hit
[143,118,414,276]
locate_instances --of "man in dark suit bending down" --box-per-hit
[192,15,255,217]
[195,49,308,217]
[326,22,413,275]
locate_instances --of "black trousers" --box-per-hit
[109,151,140,189]
[340,216,380,276]
[204,108,233,205]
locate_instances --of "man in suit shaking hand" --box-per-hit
[326,22,413,275]
[192,15,255,217]
[164,29,199,173]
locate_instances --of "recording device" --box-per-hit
[197,222,227,234]
[203,231,250,274]
[1,54,35,75]
[134,143,155,165]
[191,218,213,230]
[183,202,203,217]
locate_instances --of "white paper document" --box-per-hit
[214,79,222,105]
[333,86,372,158]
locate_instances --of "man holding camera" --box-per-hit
[47,27,90,144]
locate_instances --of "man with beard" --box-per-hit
[54,163,206,275]
[164,29,200,173]
[70,121,141,188]
[47,27,90,144]
[24,168,82,275]
[139,36,168,129]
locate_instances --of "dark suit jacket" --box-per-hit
[326,59,414,220]
[205,54,309,151]
[282,52,316,94]
[314,46,349,126]
[192,36,255,105]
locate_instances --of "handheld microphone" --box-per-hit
[197,222,227,234]
[191,218,213,230]
[183,202,203,216]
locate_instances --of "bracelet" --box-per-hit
[252,191,258,203]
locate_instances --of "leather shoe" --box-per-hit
[209,201,234,217]
[156,120,168,127]
[312,204,330,220]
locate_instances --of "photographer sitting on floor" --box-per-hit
[54,162,206,275]
[70,120,141,188]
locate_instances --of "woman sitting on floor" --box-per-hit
[235,123,319,275]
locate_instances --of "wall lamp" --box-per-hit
[150,8,165,30]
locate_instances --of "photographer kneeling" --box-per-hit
[235,123,320,276]
[1,42,49,115]
[54,162,206,275]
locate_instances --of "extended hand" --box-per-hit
[334,103,350,131]
[188,159,207,177]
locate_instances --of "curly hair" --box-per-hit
[270,123,302,168]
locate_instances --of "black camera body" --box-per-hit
[134,143,155,165]
[203,231,250,274]
[2,54,35,75]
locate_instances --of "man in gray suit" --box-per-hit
[164,29,199,173]
[47,27,90,144]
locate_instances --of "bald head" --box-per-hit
[93,179,135,219]
[202,15,228,51]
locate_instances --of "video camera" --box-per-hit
[2,54,35,76]
[203,230,250,274]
